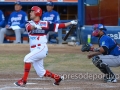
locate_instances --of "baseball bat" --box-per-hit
[63,25,76,41]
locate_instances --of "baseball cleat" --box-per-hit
[53,76,64,85]
[104,76,117,83]
[14,79,26,87]
[106,78,117,83]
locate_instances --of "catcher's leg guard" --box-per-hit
[92,56,115,78]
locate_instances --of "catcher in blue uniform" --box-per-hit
[81,24,120,83]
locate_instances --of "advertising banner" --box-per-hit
[81,26,120,44]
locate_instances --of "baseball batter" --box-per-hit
[87,24,120,83]
[14,6,77,87]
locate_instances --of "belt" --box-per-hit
[31,44,41,48]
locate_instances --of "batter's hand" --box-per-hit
[70,20,77,25]
[31,25,36,30]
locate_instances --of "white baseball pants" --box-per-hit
[99,55,120,67]
[24,44,48,77]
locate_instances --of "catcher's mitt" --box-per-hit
[81,43,91,52]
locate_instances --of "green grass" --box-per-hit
[45,53,99,72]
[0,53,119,74]
[0,54,24,71]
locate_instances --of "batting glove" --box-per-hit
[70,20,77,25]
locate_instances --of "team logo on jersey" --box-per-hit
[43,17,54,21]
[11,17,22,22]
[29,36,36,40]
[50,14,55,17]
[102,41,105,45]
[40,21,48,28]
[32,29,45,34]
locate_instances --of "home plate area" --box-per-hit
[0,44,120,90]
[0,73,120,90]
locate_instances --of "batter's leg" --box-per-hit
[44,70,63,85]
[32,59,46,77]
[33,59,63,85]
[14,45,48,87]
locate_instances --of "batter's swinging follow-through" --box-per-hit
[14,6,77,87]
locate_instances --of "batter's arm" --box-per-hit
[58,20,77,29]
[26,23,35,32]
[26,22,42,32]
[40,20,77,32]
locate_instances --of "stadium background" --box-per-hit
[0,0,120,90]
[1,0,120,44]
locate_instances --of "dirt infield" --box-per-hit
[0,44,120,90]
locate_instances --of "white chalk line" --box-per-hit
[0,78,119,90]
[0,78,48,90]
[0,78,73,81]
[27,83,37,85]
[0,78,82,90]
[0,87,42,90]
[0,78,49,81]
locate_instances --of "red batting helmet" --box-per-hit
[31,6,42,16]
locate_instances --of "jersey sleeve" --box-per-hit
[100,37,109,49]
[54,12,60,23]
[18,12,28,28]
[40,21,65,32]
[44,22,59,32]
[25,22,32,32]
[0,10,5,27]
[46,23,65,32]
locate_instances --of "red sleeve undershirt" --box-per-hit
[58,23,66,29]
[26,23,32,32]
